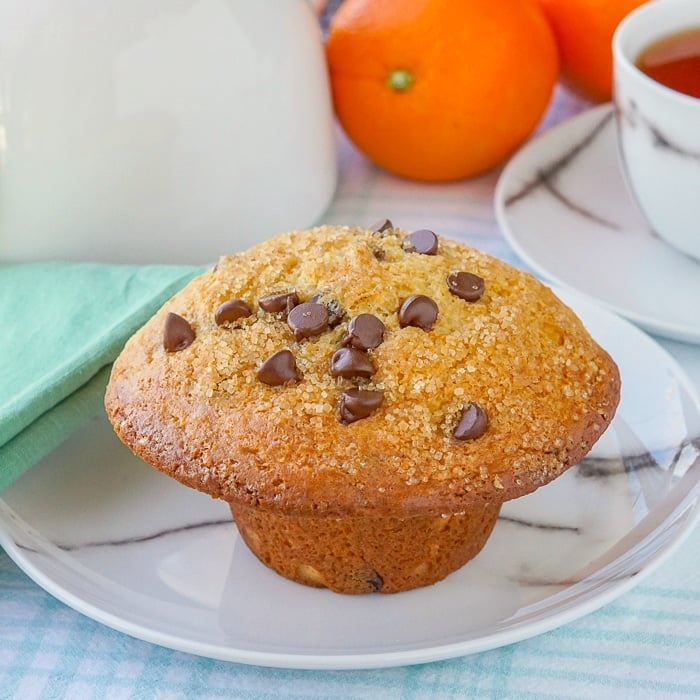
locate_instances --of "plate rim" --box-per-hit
[2,504,698,670]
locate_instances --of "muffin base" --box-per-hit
[229,502,502,594]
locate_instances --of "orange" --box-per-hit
[325,0,559,182]
[536,0,648,102]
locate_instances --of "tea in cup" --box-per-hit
[612,0,700,261]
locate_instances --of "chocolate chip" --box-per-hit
[163,312,195,352]
[339,388,384,424]
[256,349,300,386]
[214,298,252,326]
[370,218,393,233]
[330,347,375,379]
[454,402,488,440]
[447,272,485,302]
[398,295,438,331]
[405,229,438,255]
[309,293,345,328]
[287,302,329,340]
[341,313,386,350]
[259,291,299,315]
[366,570,383,592]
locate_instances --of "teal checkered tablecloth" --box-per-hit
[1,86,699,699]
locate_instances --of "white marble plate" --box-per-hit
[495,104,700,345]
[1,289,699,670]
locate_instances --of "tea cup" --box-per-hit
[612,0,700,261]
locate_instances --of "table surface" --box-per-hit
[2,86,699,700]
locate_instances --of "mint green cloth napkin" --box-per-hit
[0,262,203,490]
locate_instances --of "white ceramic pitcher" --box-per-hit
[0,0,337,264]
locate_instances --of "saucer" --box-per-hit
[1,289,699,669]
[495,103,700,345]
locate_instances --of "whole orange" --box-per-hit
[325,0,559,182]
[536,0,648,102]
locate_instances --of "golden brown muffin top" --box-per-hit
[105,225,620,517]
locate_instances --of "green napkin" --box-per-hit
[0,262,203,490]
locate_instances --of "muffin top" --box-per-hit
[105,224,620,517]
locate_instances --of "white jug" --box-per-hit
[0,0,337,264]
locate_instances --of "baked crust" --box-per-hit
[230,502,502,593]
[105,225,620,518]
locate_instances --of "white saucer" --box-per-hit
[495,104,700,345]
[1,289,699,670]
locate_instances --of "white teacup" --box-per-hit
[612,0,700,261]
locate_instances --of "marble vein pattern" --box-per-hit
[503,110,620,230]
[617,98,700,160]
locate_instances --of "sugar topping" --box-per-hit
[135,223,620,508]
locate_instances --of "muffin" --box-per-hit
[105,223,620,594]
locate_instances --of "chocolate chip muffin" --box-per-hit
[105,223,620,594]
